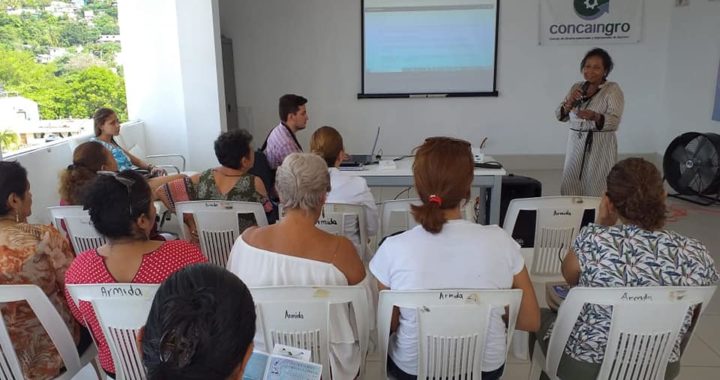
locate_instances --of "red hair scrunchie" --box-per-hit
[428,194,443,206]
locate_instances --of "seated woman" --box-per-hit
[60,141,182,206]
[191,129,273,223]
[158,130,274,241]
[0,161,90,379]
[369,137,540,380]
[227,153,366,379]
[91,108,165,174]
[310,126,378,251]
[64,170,206,377]
[142,263,256,379]
[533,158,719,380]
[59,141,118,205]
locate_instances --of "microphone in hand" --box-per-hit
[571,81,590,108]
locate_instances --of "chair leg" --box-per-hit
[528,341,544,380]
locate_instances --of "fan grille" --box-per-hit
[663,133,720,195]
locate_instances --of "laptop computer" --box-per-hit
[342,126,380,167]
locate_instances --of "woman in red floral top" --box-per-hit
[64,170,206,376]
[0,162,86,380]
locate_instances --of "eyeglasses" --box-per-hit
[98,171,135,215]
[424,136,471,147]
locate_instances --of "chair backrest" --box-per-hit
[503,196,600,276]
[250,285,370,380]
[66,284,160,380]
[546,286,717,380]
[316,203,368,261]
[380,199,421,239]
[175,201,268,267]
[377,289,523,379]
[116,120,148,161]
[0,285,86,380]
[48,205,84,238]
[48,206,106,254]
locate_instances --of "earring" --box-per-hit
[15,211,20,223]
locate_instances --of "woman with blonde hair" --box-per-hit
[310,126,378,250]
[227,152,366,379]
[369,137,540,380]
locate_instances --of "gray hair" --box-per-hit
[276,153,330,212]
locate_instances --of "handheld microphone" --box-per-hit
[571,81,590,108]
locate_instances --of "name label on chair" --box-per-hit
[553,210,572,216]
[620,292,652,302]
[285,310,304,319]
[100,285,145,297]
[439,291,464,300]
[317,218,338,225]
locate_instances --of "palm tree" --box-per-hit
[0,130,20,152]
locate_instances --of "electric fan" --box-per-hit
[663,132,720,205]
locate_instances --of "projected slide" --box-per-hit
[362,0,498,96]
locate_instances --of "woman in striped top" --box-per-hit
[556,48,624,196]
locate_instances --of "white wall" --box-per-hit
[176,0,227,170]
[118,0,188,163]
[13,137,91,224]
[119,0,225,171]
[219,0,674,157]
[661,1,720,151]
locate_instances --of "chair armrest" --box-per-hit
[146,154,186,171]
[155,164,182,174]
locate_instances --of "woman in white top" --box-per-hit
[227,152,366,379]
[310,126,379,239]
[369,137,540,380]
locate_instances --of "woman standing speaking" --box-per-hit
[557,48,624,196]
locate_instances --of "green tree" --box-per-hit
[93,13,118,35]
[0,130,20,152]
[59,20,98,46]
[60,66,127,119]
[86,41,120,66]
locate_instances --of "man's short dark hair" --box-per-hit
[278,94,308,122]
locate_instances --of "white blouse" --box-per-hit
[327,167,379,237]
[227,236,361,379]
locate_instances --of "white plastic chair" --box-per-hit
[250,285,370,380]
[316,203,369,262]
[116,120,187,174]
[503,196,600,279]
[66,284,160,380]
[0,284,99,380]
[379,199,421,239]
[377,289,523,379]
[48,205,84,238]
[530,286,717,380]
[48,205,107,254]
[175,200,268,267]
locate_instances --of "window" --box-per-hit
[0,0,127,157]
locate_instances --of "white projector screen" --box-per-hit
[360,0,499,98]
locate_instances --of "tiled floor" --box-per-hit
[363,168,720,379]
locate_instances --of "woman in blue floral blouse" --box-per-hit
[532,157,719,380]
